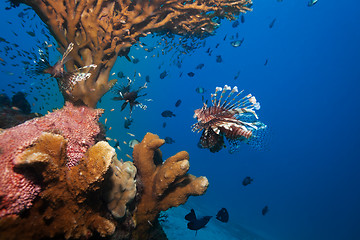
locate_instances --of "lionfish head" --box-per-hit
[193,102,207,120]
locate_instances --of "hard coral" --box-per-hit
[132,133,209,239]
[0,102,102,217]
[102,160,137,219]
[0,133,116,240]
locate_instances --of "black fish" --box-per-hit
[162,122,166,128]
[114,141,120,148]
[164,137,175,144]
[216,55,223,63]
[161,110,175,117]
[124,118,133,129]
[216,208,229,223]
[185,209,196,221]
[195,63,204,70]
[269,18,276,29]
[232,20,239,28]
[264,59,268,66]
[187,216,212,231]
[132,58,140,64]
[242,176,253,186]
[160,70,168,79]
[195,87,205,94]
[187,72,195,77]
[262,206,269,216]
[241,15,245,23]
[145,75,150,82]
[117,71,125,78]
[175,99,182,107]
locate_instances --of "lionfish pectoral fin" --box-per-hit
[199,128,224,153]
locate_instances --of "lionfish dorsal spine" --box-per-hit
[217,85,231,107]
[60,42,74,65]
[220,86,237,108]
[212,87,223,106]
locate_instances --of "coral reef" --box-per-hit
[0,132,116,239]
[13,0,252,107]
[0,102,102,217]
[131,133,209,239]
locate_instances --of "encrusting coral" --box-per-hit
[13,0,252,107]
[0,132,116,239]
[131,133,209,239]
[0,102,102,218]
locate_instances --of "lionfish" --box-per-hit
[112,77,148,116]
[30,42,96,95]
[192,85,268,153]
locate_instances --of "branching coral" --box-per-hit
[15,0,252,107]
[0,133,116,239]
[131,133,209,239]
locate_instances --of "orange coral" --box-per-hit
[16,0,252,107]
[131,133,209,239]
[0,132,116,239]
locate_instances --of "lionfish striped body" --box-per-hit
[192,85,267,153]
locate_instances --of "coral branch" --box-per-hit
[131,133,209,239]
[16,0,252,107]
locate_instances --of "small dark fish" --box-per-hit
[241,15,245,23]
[114,141,120,148]
[161,110,175,117]
[187,72,195,77]
[162,122,166,128]
[160,70,168,79]
[264,59,268,66]
[175,99,182,107]
[185,209,196,222]
[216,208,229,223]
[117,71,125,78]
[145,75,150,82]
[234,71,240,80]
[195,63,204,70]
[216,55,223,63]
[124,118,133,129]
[215,43,220,48]
[269,18,276,29]
[164,137,175,144]
[195,87,205,94]
[242,176,253,186]
[187,216,212,231]
[132,58,140,64]
[26,30,35,37]
[232,20,239,28]
[262,206,269,216]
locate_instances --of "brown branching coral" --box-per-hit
[17,0,252,107]
[0,133,116,239]
[131,133,209,239]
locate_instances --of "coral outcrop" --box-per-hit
[0,102,102,217]
[131,133,209,239]
[0,132,116,239]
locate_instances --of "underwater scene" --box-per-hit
[0,0,359,239]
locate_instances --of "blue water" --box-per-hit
[1,0,360,239]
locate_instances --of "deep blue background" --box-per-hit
[1,0,360,239]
